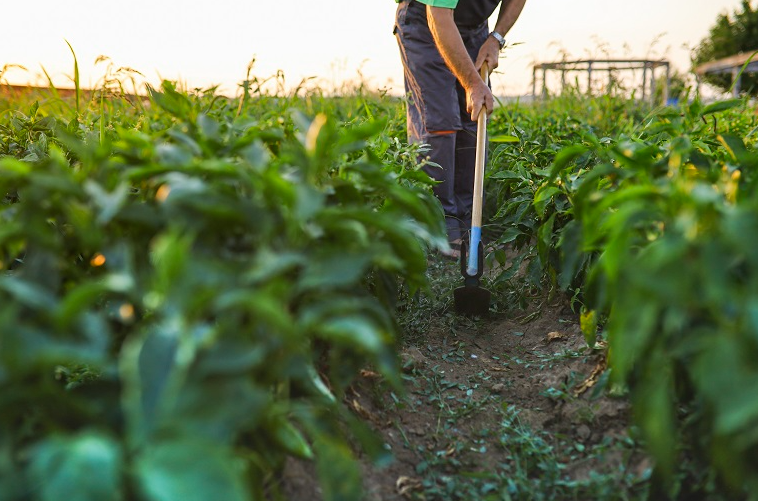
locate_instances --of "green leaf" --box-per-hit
[317,315,386,353]
[557,220,583,290]
[489,134,520,143]
[138,326,180,431]
[488,170,523,180]
[197,113,221,142]
[496,226,523,245]
[313,436,363,501]
[194,341,268,376]
[84,180,129,225]
[701,99,742,116]
[306,364,337,403]
[135,439,248,501]
[120,319,192,443]
[155,143,193,167]
[549,144,588,181]
[299,252,372,291]
[609,301,660,384]
[55,273,134,327]
[294,184,325,221]
[0,277,57,311]
[634,357,675,479]
[580,308,598,347]
[693,337,758,436]
[150,229,194,292]
[214,288,293,333]
[28,432,123,501]
[272,419,314,460]
[533,184,561,217]
[536,212,556,266]
[717,134,748,161]
[147,81,193,121]
[173,379,271,441]
[240,140,271,172]
[0,157,32,178]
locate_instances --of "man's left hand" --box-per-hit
[475,36,501,73]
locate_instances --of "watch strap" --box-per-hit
[489,31,505,50]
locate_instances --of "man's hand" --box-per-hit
[427,6,494,121]
[466,76,492,122]
[475,36,501,73]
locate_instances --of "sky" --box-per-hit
[0,0,749,98]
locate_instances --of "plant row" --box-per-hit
[0,82,446,501]
[484,94,758,497]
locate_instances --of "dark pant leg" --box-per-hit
[395,1,465,243]
[454,127,476,239]
[421,132,463,242]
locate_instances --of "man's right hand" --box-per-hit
[427,6,494,122]
[466,78,493,122]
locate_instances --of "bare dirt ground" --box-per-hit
[281,293,651,500]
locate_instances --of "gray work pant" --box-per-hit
[394,0,489,243]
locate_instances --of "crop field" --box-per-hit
[1,71,758,501]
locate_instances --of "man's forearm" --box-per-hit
[426,5,493,119]
[492,0,527,39]
[426,7,481,91]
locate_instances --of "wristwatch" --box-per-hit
[489,31,506,50]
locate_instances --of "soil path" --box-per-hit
[282,300,650,500]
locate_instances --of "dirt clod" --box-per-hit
[576,424,592,441]
[401,346,427,372]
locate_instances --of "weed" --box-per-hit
[405,402,650,501]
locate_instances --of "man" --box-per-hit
[394,0,527,258]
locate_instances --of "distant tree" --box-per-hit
[692,0,758,96]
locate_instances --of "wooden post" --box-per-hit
[732,67,741,97]
[664,62,670,105]
[607,68,612,95]
[587,62,593,96]
[641,63,648,101]
[532,66,537,99]
[542,67,547,98]
[696,75,701,99]
[650,64,657,105]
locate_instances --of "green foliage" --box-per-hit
[0,102,60,161]
[408,402,648,501]
[484,94,647,299]
[0,82,445,500]
[28,432,123,501]
[7,62,758,500]
[485,93,758,496]
[692,0,758,96]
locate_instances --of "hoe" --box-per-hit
[454,63,491,317]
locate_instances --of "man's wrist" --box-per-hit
[489,31,506,50]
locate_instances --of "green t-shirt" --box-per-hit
[417,0,458,6]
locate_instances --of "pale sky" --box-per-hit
[0,1,748,98]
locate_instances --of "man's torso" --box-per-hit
[453,0,502,28]
[399,0,504,29]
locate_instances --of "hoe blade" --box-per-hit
[453,285,491,317]
[454,239,491,317]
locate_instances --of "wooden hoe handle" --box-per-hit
[466,62,489,276]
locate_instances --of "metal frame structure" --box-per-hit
[694,51,758,97]
[532,59,671,104]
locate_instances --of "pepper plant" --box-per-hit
[0,81,446,501]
